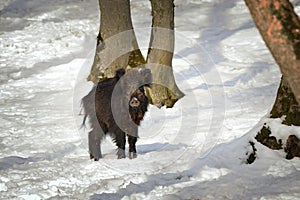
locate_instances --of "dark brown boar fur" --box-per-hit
[81,68,151,160]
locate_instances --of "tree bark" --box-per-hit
[245,0,300,159]
[271,76,300,126]
[146,0,184,108]
[244,0,300,105]
[88,0,145,83]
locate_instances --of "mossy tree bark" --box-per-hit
[245,0,300,159]
[146,0,184,108]
[271,77,300,126]
[245,0,300,126]
[244,0,300,105]
[88,0,145,83]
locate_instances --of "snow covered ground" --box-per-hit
[1,0,300,199]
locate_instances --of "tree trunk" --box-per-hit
[244,0,300,105]
[271,76,300,126]
[245,0,300,159]
[146,0,184,108]
[88,0,145,83]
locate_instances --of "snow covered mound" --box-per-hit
[0,0,300,199]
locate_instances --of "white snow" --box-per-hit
[1,0,300,199]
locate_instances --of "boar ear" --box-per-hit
[115,68,126,80]
[138,86,145,93]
